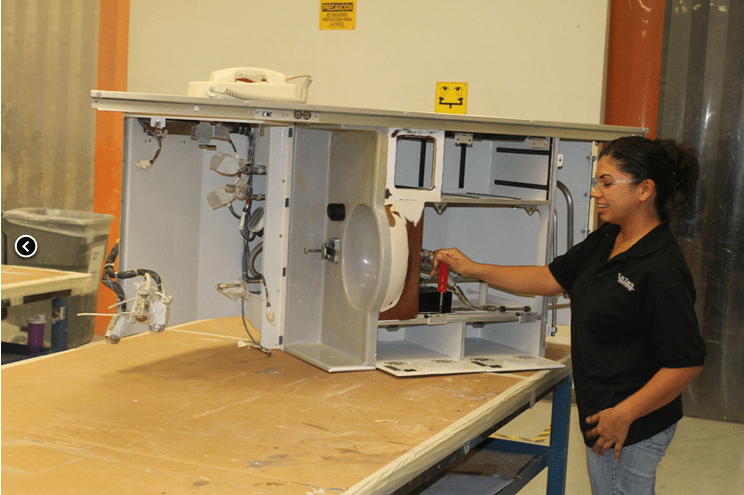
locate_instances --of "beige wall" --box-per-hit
[1,0,101,213]
[0,1,610,219]
[128,0,610,124]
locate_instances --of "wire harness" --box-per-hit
[101,241,172,344]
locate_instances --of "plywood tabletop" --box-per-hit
[2,316,569,494]
[1,265,92,305]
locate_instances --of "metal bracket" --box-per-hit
[518,312,539,323]
[304,238,340,263]
[149,117,167,129]
[191,122,232,150]
[427,314,448,325]
[254,108,320,123]
[454,133,474,146]
[431,203,447,215]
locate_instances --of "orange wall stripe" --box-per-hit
[605,0,666,138]
[93,0,129,335]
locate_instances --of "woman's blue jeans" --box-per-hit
[585,423,677,495]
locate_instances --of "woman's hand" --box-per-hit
[431,248,477,278]
[430,248,564,296]
[585,406,633,461]
[584,366,703,462]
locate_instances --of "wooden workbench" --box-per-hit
[2,317,571,494]
[1,265,92,306]
[2,265,93,356]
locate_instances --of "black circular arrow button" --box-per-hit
[15,235,38,259]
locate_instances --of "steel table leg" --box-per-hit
[51,297,69,353]
[546,375,572,494]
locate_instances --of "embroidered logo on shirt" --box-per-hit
[618,273,635,292]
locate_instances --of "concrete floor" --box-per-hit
[494,399,744,494]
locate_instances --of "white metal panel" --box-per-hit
[120,118,243,330]
[284,127,391,371]
[258,126,294,348]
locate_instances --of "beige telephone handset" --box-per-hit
[188,67,312,103]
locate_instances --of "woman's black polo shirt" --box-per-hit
[548,221,706,447]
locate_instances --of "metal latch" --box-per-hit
[304,238,340,263]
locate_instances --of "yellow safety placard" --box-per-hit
[435,82,468,114]
[320,1,356,30]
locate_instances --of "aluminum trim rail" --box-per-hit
[92,90,645,141]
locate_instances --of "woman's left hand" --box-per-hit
[584,367,704,462]
[585,406,632,461]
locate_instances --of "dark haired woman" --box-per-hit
[432,136,706,494]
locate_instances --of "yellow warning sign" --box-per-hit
[435,82,468,114]
[320,1,356,30]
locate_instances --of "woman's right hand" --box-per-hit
[431,248,477,278]
[431,249,564,296]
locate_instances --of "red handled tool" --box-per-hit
[437,263,449,292]
[438,262,449,312]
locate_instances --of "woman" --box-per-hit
[432,136,706,494]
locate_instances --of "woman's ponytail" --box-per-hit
[657,139,699,207]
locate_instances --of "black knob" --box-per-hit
[327,203,346,221]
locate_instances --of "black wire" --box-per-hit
[113,269,163,291]
[230,126,269,355]
[240,297,270,355]
[102,243,127,309]
[241,201,252,282]
[102,274,127,310]
[228,203,241,220]
[101,241,164,311]
[137,118,166,166]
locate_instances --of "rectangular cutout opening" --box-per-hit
[394,136,436,190]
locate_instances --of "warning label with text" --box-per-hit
[320,1,356,30]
